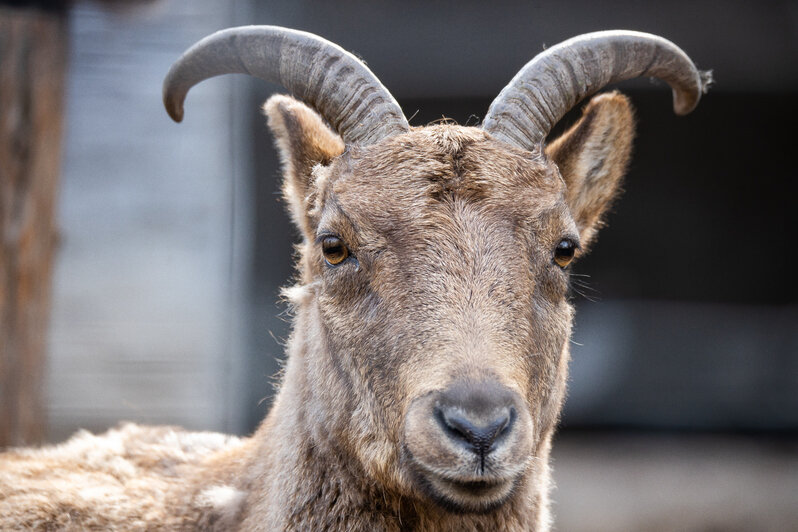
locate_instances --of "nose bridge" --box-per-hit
[441,276,527,388]
[458,228,528,362]
[406,203,530,391]
[453,328,506,381]
[414,293,525,398]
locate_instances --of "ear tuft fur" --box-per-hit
[263,95,345,239]
[545,91,635,249]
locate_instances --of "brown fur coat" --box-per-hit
[0,423,247,530]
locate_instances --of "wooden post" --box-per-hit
[0,6,67,447]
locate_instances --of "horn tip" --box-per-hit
[170,108,185,123]
[673,69,713,116]
[164,95,185,123]
[674,100,698,116]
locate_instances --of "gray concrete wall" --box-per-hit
[47,0,250,441]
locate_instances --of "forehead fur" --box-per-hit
[314,124,568,230]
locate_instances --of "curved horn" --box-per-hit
[482,30,712,150]
[163,26,409,145]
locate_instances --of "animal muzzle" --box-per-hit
[435,382,516,468]
[402,379,534,513]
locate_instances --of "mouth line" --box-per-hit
[437,471,510,491]
[436,474,507,491]
[416,456,523,487]
[423,472,516,513]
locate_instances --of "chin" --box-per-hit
[403,448,522,514]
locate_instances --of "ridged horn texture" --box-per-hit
[482,30,712,151]
[163,26,409,145]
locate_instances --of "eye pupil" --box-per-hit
[322,236,349,265]
[554,239,576,268]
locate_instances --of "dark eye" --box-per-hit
[321,236,349,266]
[554,239,576,268]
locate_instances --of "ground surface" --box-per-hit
[552,433,798,532]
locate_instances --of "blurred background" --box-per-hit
[1,0,796,530]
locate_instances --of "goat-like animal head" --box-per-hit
[164,27,708,516]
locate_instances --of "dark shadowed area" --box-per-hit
[5,0,796,530]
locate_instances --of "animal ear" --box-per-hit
[263,94,345,239]
[545,91,635,249]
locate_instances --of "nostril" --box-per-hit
[436,407,473,442]
[435,405,515,457]
[499,407,516,437]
